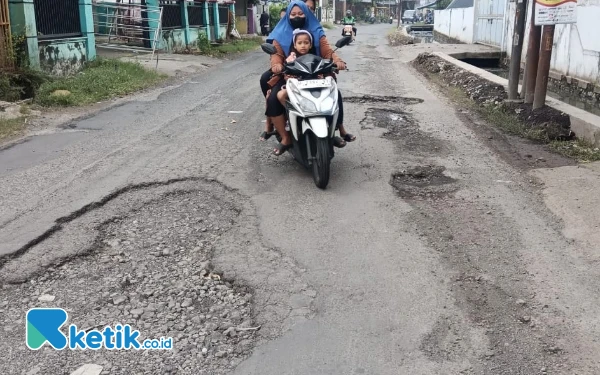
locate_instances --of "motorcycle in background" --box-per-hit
[342,22,356,42]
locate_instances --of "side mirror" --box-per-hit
[335,36,352,48]
[261,43,277,55]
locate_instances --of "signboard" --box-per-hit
[535,0,577,25]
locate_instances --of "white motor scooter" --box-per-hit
[342,22,356,42]
[261,36,352,189]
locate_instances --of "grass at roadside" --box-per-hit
[212,37,263,55]
[425,72,600,162]
[36,59,166,107]
[321,22,335,30]
[197,34,263,56]
[0,117,26,141]
[549,139,600,162]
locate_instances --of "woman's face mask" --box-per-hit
[289,6,306,29]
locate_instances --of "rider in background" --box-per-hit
[342,10,357,37]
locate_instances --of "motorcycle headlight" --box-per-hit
[289,82,318,114]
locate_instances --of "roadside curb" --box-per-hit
[432,51,600,147]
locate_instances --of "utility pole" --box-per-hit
[397,0,402,27]
[532,25,555,109]
[507,0,528,100]
[524,0,542,103]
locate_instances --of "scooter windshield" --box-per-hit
[286,55,335,77]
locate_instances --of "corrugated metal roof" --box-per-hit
[417,1,438,9]
[446,0,474,8]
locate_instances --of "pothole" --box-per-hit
[344,95,424,105]
[360,107,447,154]
[360,108,412,138]
[390,165,458,200]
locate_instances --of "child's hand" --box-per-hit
[286,52,296,63]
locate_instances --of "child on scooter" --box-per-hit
[276,29,316,107]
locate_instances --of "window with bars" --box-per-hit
[159,0,183,29]
[188,1,206,27]
[34,0,82,40]
[218,4,229,25]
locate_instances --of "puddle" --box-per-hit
[390,166,457,200]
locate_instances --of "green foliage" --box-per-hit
[550,139,600,162]
[9,33,30,68]
[0,69,50,102]
[211,37,262,55]
[197,31,212,53]
[36,59,165,107]
[0,117,26,141]
[269,4,287,27]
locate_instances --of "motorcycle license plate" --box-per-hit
[297,80,330,89]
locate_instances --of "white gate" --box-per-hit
[93,1,163,63]
[474,0,506,47]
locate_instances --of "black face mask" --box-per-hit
[290,16,306,29]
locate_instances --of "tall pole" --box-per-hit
[399,0,403,26]
[532,25,555,109]
[507,0,528,100]
[397,0,400,26]
[524,1,542,104]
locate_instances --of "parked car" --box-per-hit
[402,10,415,23]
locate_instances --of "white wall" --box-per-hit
[504,1,600,84]
[434,7,475,44]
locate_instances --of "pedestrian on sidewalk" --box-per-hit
[260,11,270,36]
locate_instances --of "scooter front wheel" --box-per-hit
[312,138,331,189]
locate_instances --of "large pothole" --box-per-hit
[390,165,457,200]
[360,107,447,154]
[0,179,313,375]
[344,95,424,105]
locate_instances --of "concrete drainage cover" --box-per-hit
[390,165,457,200]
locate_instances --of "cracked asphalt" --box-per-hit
[2,24,600,374]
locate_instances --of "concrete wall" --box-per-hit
[504,1,600,85]
[236,16,248,35]
[189,26,210,46]
[38,38,88,76]
[10,0,95,74]
[161,29,187,51]
[434,7,475,44]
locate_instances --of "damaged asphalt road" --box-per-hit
[2,24,600,374]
